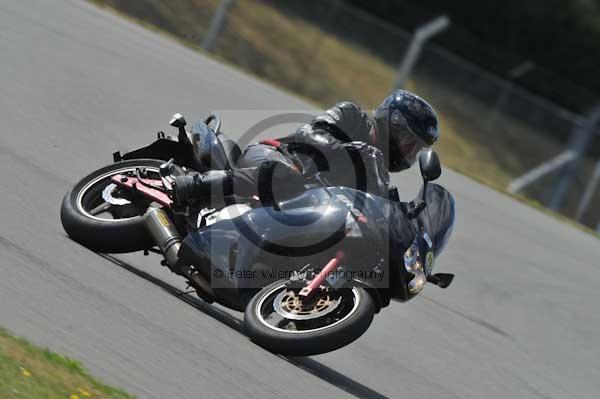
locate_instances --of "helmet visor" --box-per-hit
[389,109,430,170]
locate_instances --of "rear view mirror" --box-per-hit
[406,149,442,219]
[419,149,441,182]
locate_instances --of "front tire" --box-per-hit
[244,280,375,356]
[60,159,166,253]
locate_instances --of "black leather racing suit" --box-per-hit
[174,102,390,206]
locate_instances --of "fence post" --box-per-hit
[394,15,450,88]
[486,61,534,133]
[575,159,600,221]
[202,0,235,52]
[507,151,578,194]
[548,104,600,211]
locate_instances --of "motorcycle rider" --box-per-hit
[173,89,455,288]
[173,89,440,205]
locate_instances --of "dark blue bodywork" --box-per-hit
[177,186,454,310]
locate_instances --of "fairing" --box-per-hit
[190,121,231,171]
[178,187,393,308]
[190,121,241,171]
[418,183,455,257]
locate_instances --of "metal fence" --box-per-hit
[94,0,600,230]
[203,0,599,229]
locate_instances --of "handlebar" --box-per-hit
[204,114,222,135]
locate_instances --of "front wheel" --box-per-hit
[244,280,375,356]
[60,159,166,253]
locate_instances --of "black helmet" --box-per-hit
[373,90,439,172]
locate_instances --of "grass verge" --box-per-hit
[0,326,134,399]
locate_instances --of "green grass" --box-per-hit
[0,327,134,399]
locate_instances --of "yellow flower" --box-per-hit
[19,367,31,377]
[78,388,91,397]
[69,394,80,399]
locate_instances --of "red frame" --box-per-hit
[111,174,173,207]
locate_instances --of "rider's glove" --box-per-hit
[340,142,389,195]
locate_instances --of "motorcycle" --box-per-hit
[60,113,455,356]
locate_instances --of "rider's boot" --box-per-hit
[173,170,234,207]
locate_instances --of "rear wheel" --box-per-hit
[244,280,375,356]
[60,159,166,253]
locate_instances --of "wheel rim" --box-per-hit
[254,284,361,334]
[75,166,161,222]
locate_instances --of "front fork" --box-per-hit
[298,251,345,299]
[294,251,387,312]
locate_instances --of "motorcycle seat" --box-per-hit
[216,131,242,168]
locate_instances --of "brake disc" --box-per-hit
[101,183,132,206]
[273,289,341,320]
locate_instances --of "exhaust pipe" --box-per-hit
[144,208,214,298]
[145,208,182,268]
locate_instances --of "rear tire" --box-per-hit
[244,280,375,356]
[60,159,165,253]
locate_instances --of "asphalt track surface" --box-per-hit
[1,1,599,398]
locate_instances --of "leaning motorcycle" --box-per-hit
[60,113,455,356]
